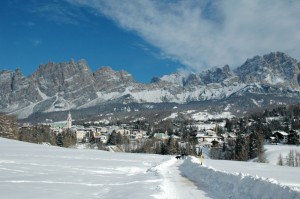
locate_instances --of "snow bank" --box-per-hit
[149,157,175,173]
[180,157,300,199]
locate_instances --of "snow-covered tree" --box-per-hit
[277,153,284,166]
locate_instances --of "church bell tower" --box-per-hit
[66,111,72,129]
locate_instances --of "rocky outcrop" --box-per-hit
[94,66,135,92]
[0,69,41,112]
[1,52,300,119]
[31,59,97,101]
[236,52,300,88]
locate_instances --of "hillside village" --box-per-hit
[11,105,300,163]
[0,104,300,169]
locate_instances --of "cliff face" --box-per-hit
[93,66,135,92]
[1,52,300,119]
[0,69,41,113]
[30,60,98,109]
[236,52,300,88]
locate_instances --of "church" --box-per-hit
[47,111,73,135]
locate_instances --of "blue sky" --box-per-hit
[1,0,300,83]
[0,0,182,83]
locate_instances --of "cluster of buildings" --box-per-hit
[46,112,300,150]
[196,130,237,148]
[49,112,148,144]
[195,128,300,148]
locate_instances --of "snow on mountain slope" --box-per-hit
[192,111,234,120]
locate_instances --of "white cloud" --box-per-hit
[66,0,300,71]
[28,1,89,25]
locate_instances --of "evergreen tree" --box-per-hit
[62,129,76,147]
[286,150,295,167]
[89,131,95,144]
[249,131,264,159]
[116,132,123,145]
[295,151,300,167]
[154,141,162,154]
[166,137,178,155]
[225,119,232,132]
[235,134,249,161]
[107,130,117,145]
[160,142,168,155]
[56,133,64,147]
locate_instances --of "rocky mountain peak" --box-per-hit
[222,64,232,76]
[1,52,300,119]
[183,73,202,86]
[77,59,91,72]
[199,65,234,84]
[262,51,295,64]
[94,67,134,92]
[236,52,300,88]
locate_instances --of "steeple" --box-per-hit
[66,111,72,129]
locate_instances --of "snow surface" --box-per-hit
[0,138,167,199]
[192,111,234,120]
[162,112,178,120]
[8,102,38,119]
[163,111,234,122]
[1,138,300,199]
[36,87,49,100]
[264,144,300,165]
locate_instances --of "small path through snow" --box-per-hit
[158,158,215,199]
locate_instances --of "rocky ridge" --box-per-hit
[1,52,300,119]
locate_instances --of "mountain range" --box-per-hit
[1,52,300,121]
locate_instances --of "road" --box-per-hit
[159,159,217,199]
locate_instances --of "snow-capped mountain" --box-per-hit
[1,52,300,119]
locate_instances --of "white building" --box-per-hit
[66,112,72,129]
[196,130,222,147]
[76,130,86,142]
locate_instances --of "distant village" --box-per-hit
[17,106,300,161]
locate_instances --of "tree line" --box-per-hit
[0,113,76,148]
[19,125,76,147]
[0,113,18,139]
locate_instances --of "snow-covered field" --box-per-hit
[1,138,300,199]
[0,138,168,199]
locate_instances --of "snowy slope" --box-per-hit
[0,138,168,199]
[264,144,300,165]
[1,138,300,199]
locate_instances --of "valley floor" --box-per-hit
[0,138,299,199]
